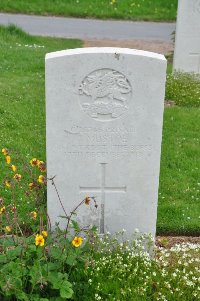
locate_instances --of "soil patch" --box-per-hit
[83,39,173,56]
[156,236,200,249]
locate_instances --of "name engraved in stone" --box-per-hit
[64,126,135,144]
[79,68,132,121]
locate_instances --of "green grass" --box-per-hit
[0,25,82,226]
[0,25,200,235]
[166,72,200,107]
[0,0,178,21]
[158,108,200,235]
[0,25,82,159]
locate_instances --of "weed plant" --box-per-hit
[0,151,199,301]
[81,232,200,301]
[166,72,200,107]
[0,149,98,300]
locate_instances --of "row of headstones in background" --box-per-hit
[173,0,200,74]
[46,48,167,240]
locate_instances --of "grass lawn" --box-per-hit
[0,25,200,236]
[0,0,178,21]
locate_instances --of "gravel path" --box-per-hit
[83,39,173,55]
[0,13,175,42]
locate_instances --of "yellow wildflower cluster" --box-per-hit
[35,231,48,246]
[5,180,11,188]
[30,158,46,172]
[2,148,9,156]
[13,173,22,181]
[0,206,6,214]
[38,175,46,184]
[30,211,37,220]
[84,195,91,205]
[29,182,36,190]
[72,236,83,248]
[5,226,12,232]
[11,165,17,172]
[29,158,46,186]
[35,234,45,246]
[42,230,48,237]
[29,176,46,187]
[1,148,22,187]
[6,155,11,164]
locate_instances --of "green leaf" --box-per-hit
[0,237,15,248]
[48,272,71,291]
[30,296,49,301]
[29,262,48,287]
[59,215,69,220]
[71,220,80,232]
[60,281,73,299]
[28,244,37,253]
[66,255,77,266]
[16,291,29,301]
[0,254,7,263]
[50,247,62,260]
[6,246,22,260]
[48,272,60,289]
[43,262,62,271]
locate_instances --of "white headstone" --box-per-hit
[46,48,166,239]
[173,0,200,74]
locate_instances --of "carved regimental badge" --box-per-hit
[79,69,132,121]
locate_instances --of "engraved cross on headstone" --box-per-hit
[79,163,126,234]
[190,52,200,72]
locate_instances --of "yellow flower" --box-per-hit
[2,148,9,156]
[72,236,83,248]
[30,211,37,219]
[6,155,11,164]
[0,206,6,214]
[30,158,39,167]
[5,226,12,232]
[41,230,48,237]
[13,173,22,181]
[35,234,45,247]
[5,180,11,188]
[38,175,45,184]
[84,195,91,205]
[29,182,35,190]
[11,165,17,172]
[37,161,46,173]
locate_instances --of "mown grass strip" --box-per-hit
[0,0,178,21]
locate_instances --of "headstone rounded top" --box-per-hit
[45,47,166,61]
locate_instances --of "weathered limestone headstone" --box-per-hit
[46,48,166,239]
[173,0,200,74]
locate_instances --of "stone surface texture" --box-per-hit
[173,0,200,74]
[46,47,166,239]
